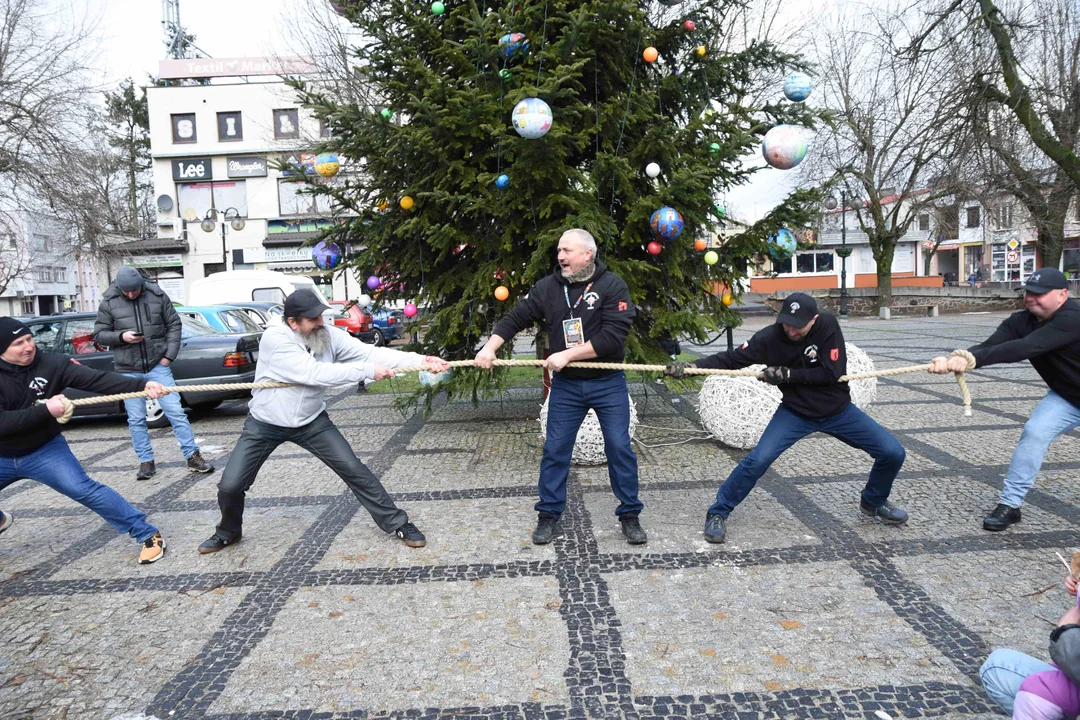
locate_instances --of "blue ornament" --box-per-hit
[783,72,813,102]
[312,240,343,270]
[649,206,685,241]
[768,229,797,259]
[498,33,529,59]
[495,173,510,189]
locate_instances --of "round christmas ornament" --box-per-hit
[783,72,813,102]
[311,241,343,270]
[495,173,510,189]
[696,45,707,57]
[313,153,340,178]
[709,142,721,154]
[649,206,684,241]
[768,228,797,259]
[539,394,638,465]
[403,303,418,318]
[494,286,510,301]
[645,162,661,178]
[431,1,444,14]
[366,275,382,291]
[704,250,719,265]
[694,238,707,252]
[643,46,658,63]
[683,19,696,30]
[420,369,453,387]
[715,204,726,216]
[761,124,807,170]
[647,241,663,256]
[498,32,529,59]
[400,195,414,210]
[721,292,734,306]
[380,108,392,119]
[376,198,390,214]
[845,343,878,408]
[499,68,512,80]
[511,97,553,139]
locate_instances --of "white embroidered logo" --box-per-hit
[789,301,801,312]
[29,377,49,395]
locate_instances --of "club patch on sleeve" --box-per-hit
[830,348,839,361]
[617,301,628,311]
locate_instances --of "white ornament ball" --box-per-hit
[645,162,661,178]
[511,97,553,139]
[696,343,875,449]
[538,394,638,465]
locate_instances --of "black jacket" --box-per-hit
[93,281,182,373]
[694,312,851,418]
[0,352,146,457]
[968,299,1080,407]
[491,261,636,380]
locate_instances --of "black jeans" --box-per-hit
[215,412,407,541]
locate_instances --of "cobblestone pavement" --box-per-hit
[1,312,1077,719]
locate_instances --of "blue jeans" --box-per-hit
[981,648,1056,714]
[123,363,199,462]
[1001,390,1080,508]
[0,435,157,541]
[709,402,906,517]
[538,371,643,518]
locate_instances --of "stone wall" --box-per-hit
[766,286,1024,316]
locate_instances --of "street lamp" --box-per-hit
[824,191,851,317]
[201,208,246,271]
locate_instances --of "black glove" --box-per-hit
[762,366,790,385]
[664,361,693,379]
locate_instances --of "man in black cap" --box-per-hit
[667,292,909,543]
[197,289,450,554]
[930,267,1080,531]
[0,317,169,564]
[93,265,214,480]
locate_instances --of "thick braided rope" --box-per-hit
[52,349,978,423]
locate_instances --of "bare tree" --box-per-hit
[803,2,968,308]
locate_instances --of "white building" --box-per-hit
[143,59,361,304]
[0,214,84,317]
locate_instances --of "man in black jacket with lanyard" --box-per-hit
[667,293,908,543]
[930,268,1080,531]
[474,229,646,546]
[0,317,169,564]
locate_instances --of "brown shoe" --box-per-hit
[136,461,156,481]
[138,532,166,564]
[186,451,214,474]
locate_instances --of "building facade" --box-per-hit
[0,214,89,317]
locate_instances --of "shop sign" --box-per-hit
[227,156,267,178]
[172,157,212,181]
[122,254,183,268]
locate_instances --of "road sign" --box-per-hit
[1007,239,1019,250]
[1006,249,1020,263]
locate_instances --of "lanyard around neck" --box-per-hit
[563,282,593,319]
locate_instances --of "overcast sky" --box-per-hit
[91,0,802,221]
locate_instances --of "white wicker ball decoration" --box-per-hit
[538,394,638,465]
[696,344,876,449]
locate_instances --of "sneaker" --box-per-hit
[704,513,727,544]
[532,514,558,545]
[619,515,648,545]
[136,461,156,481]
[0,509,12,535]
[197,533,240,554]
[394,522,426,548]
[186,451,215,474]
[860,498,909,526]
[138,532,166,564]
[983,503,1021,532]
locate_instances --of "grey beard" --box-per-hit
[300,326,332,355]
[562,262,596,283]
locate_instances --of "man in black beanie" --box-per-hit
[0,317,169,564]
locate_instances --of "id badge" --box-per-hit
[562,317,585,347]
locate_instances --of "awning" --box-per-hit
[961,241,983,247]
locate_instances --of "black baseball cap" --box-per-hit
[776,292,818,327]
[284,289,331,319]
[1024,267,1068,294]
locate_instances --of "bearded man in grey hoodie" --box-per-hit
[197,289,449,553]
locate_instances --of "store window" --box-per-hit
[1064,239,1080,279]
[171,113,197,143]
[277,178,336,216]
[990,242,1035,281]
[217,111,243,141]
[773,251,835,275]
[273,108,300,139]
[177,180,248,221]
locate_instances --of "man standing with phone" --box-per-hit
[94,266,214,480]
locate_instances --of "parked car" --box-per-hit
[24,312,260,428]
[188,269,321,305]
[369,308,405,346]
[328,300,376,343]
[225,301,285,328]
[175,305,266,334]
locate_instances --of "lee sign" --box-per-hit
[172,157,213,181]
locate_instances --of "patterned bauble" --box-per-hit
[783,72,813,102]
[649,206,684,241]
[311,241,343,270]
[314,153,340,178]
[498,32,529,59]
[511,97,552,139]
[761,124,807,170]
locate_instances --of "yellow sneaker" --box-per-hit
[138,532,166,565]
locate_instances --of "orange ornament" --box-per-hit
[400,195,414,210]
[721,293,734,307]
[693,238,707,252]
[494,286,510,301]
[643,46,658,63]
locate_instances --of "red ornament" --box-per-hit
[647,241,663,255]
[683,20,696,30]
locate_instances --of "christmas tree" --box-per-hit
[295,0,822,380]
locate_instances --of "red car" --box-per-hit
[329,300,377,343]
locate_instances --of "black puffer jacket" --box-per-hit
[93,282,182,373]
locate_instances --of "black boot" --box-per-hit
[619,514,647,545]
[532,513,558,545]
[860,498,909,525]
[704,513,727,544]
[983,503,1021,531]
